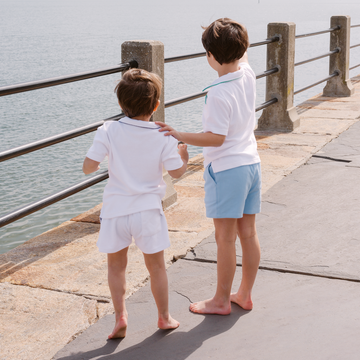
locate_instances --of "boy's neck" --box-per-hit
[131,114,151,122]
[217,60,241,77]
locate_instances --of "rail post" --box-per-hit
[258,22,300,131]
[121,40,177,209]
[323,16,354,97]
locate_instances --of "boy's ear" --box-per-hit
[153,100,161,113]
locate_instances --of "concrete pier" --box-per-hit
[1,74,360,359]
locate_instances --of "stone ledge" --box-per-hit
[0,283,99,360]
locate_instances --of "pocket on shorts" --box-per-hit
[208,164,217,184]
[140,209,162,237]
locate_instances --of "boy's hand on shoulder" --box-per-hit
[178,144,189,163]
[155,122,182,141]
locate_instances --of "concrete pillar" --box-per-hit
[323,16,354,97]
[258,22,300,131]
[121,40,177,209]
[121,40,165,122]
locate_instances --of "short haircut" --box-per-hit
[115,68,162,118]
[202,18,249,65]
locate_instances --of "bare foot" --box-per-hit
[230,292,253,310]
[158,315,180,330]
[189,298,231,315]
[108,313,128,339]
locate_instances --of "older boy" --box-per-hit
[83,68,188,338]
[156,18,261,315]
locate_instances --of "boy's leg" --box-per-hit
[143,250,179,329]
[107,247,129,339]
[190,218,237,315]
[231,214,260,310]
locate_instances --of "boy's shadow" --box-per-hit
[56,305,247,360]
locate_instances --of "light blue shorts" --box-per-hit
[204,163,261,219]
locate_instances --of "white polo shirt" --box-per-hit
[202,62,260,173]
[86,117,183,218]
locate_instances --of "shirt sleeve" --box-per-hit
[239,62,256,80]
[86,125,109,163]
[202,93,231,136]
[161,135,184,171]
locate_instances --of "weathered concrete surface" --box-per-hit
[0,221,100,282]
[0,282,98,360]
[53,260,360,360]
[2,75,360,359]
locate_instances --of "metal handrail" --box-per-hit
[165,52,206,63]
[351,24,360,28]
[0,61,137,97]
[0,66,279,163]
[164,36,280,63]
[165,91,206,108]
[0,95,279,228]
[250,36,280,47]
[294,71,339,95]
[256,98,278,112]
[295,26,341,39]
[350,43,360,49]
[0,170,109,228]
[0,114,124,163]
[350,63,360,71]
[256,66,279,79]
[295,48,340,67]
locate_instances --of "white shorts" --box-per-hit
[97,209,170,254]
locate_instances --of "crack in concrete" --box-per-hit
[168,229,198,234]
[262,200,287,207]
[312,155,352,163]
[182,257,360,284]
[174,290,193,303]
[7,282,111,303]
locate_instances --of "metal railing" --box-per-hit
[295,26,341,39]
[294,71,339,95]
[293,25,342,96]
[295,48,340,67]
[0,36,280,229]
[0,61,137,97]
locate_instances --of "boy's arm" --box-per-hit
[167,144,189,179]
[83,157,100,175]
[155,122,225,147]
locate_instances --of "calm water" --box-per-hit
[1,0,360,253]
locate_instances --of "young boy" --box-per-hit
[156,18,261,315]
[83,68,189,338]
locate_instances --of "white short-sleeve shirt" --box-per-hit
[86,117,183,218]
[202,62,260,173]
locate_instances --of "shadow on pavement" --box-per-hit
[56,305,247,360]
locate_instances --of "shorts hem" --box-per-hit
[141,242,171,255]
[97,243,129,254]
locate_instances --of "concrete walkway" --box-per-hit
[53,122,360,358]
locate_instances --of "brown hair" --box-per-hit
[202,18,249,65]
[115,68,162,118]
